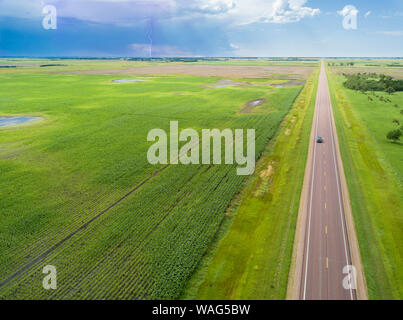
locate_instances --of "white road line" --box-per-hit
[325,72,354,300]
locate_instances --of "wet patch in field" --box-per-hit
[270,80,305,87]
[240,99,266,114]
[112,79,150,83]
[204,79,257,89]
[0,117,41,127]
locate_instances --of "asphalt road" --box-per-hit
[300,62,357,300]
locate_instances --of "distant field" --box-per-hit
[0,58,315,79]
[0,59,310,299]
[327,59,403,80]
[327,62,403,299]
[186,59,320,67]
[62,65,314,79]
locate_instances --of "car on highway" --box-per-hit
[316,136,323,143]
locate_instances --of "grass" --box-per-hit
[326,65,403,299]
[183,68,319,300]
[0,60,307,299]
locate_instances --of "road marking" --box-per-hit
[326,257,329,269]
[324,203,327,209]
[324,186,326,191]
[324,171,326,176]
[325,225,328,234]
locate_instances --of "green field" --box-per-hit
[183,68,319,300]
[327,64,403,299]
[0,60,309,299]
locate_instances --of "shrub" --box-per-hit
[386,129,402,142]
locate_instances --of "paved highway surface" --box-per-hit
[300,62,357,300]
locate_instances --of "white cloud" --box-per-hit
[267,0,320,23]
[229,43,240,49]
[177,0,236,15]
[219,0,320,25]
[365,11,371,18]
[0,0,320,25]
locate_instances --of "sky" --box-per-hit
[0,0,402,57]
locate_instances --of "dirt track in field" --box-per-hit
[0,163,171,289]
[60,64,314,79]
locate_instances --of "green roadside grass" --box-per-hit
[182,68,319,300]
[326,66,403,299]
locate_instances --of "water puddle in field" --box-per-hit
[270,80,305,88]
[204,79,254,88]
[112,79,150,83]
[0,116,40,127]
[214,80,236,88]
[248,99,266,107]
[240,99,266,114]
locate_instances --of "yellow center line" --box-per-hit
[325,202,327,209]
[326,257,329,269]
[325,225,328,234]
[324,171,326,176]
[324,185,326,191]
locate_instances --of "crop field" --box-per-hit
[0,59,312,299]
[184,68,319,300]
[327,62,403,299]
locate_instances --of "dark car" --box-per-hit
[317,136,323,143]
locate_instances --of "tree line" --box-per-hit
[328,62,355,66]
[343,72,403,94]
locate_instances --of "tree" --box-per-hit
[392,119,400,125]
[386,129,402,142]
[386,86,395,94]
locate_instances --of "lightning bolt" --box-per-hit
[147,18,153,58]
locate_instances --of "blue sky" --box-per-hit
[0,0,402,57]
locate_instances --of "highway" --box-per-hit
[299,61,357,300]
